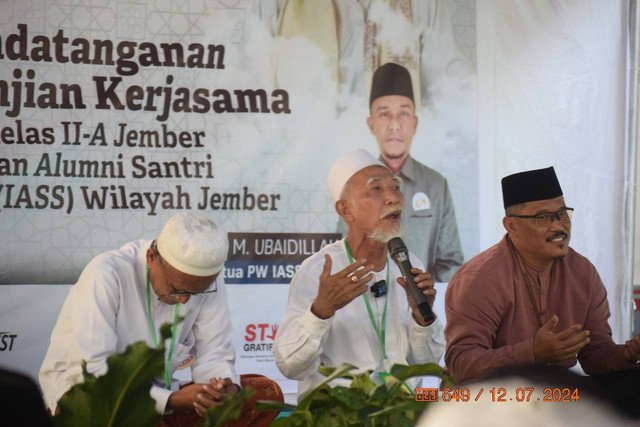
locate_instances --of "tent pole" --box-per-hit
[626,0,639,336]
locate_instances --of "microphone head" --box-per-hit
[387,237,407,257]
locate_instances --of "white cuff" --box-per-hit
[150,384,173,414]
[411,316,444,344]
[411,315,444,338]
[302,306,332,340]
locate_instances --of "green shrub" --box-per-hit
[50,322,450,427]
[255,363,453,426]
[51,322,255,427]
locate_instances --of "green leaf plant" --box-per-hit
[196,387,255,427]
[50,318,260,427]
[52,322,171,427]
[255,363,453,427]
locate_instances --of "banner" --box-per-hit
[0,0,477,392]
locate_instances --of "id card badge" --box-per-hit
[377,372,413,395]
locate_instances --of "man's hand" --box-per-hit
[623,334,640,365]
[192,377,239,417]
[533,315,590,363]
[311,254,373,319]
[168,377,239,417]
[397,268,436,326]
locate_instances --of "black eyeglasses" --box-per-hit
[508,207,574,227]
[151,240,218,297]
[168,285,217,297]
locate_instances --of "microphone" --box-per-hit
[387,237,436,323]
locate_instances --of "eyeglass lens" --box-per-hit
[535,209,572,225]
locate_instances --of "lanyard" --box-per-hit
[344,239,389,360]
[146,267,180,389]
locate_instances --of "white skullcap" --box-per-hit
[327,149,385,202]
[156,212,228,276]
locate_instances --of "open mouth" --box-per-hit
[381,209,402,221]
[547,232,568,243]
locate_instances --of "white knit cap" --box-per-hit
[327,149,385,202]
[156,212,228,276]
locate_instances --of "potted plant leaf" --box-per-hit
[255,363,453,426]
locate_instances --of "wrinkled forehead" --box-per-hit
[351,165,395,185]
[366,175,403,186]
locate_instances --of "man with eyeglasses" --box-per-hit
[40,212,282,425]
[444,167,640,403]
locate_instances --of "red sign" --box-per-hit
[244,323,278,342]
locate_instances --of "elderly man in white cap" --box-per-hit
[39,212,282,425]
[274,149,445,400]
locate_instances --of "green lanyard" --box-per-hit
[146,267,180,389]
[344,239,389,360]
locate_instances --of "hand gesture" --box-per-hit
[397,268,436,326]
[533,315,590,363]
[192,377,239,416]
[168,377,239,417]
[311,254,374,319]
[623,334,640,365]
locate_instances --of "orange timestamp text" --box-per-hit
[414,387,580,403]
[414,388,439,402]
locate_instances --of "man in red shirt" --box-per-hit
[445,166,640,415]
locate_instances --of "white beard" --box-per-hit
[367,224,403,244]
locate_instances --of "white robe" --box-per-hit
[274,239,444,400]
[39,240,238,413]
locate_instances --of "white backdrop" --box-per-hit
[0,0,634,400]
[0,0,477,396]
[477,0,630,342]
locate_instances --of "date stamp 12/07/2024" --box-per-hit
[415,387,580,403]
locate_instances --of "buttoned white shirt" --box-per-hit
[39,240,238,413]
[274,239,444,399]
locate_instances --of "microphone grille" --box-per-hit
[387,237,407,254]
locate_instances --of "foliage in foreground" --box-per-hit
[49,322,451,426]
[255,363,453,426]
[196,386,255,427]
[51,321,254,427]
[52,324,172,427]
